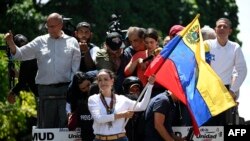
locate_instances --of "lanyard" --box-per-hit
[100,93,116,128]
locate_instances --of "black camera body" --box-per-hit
[107,14,127,40]
[107,14,121,34]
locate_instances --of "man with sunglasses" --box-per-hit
[4,12,81,128]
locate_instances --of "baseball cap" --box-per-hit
[105,32,124,51]
[169,25,184,37]
[76,22,91,30]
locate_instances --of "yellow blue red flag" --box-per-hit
[144,14,236,135]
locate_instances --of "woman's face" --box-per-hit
[79,80,91,93]
[97,71,114,92]
[144,37,158,53]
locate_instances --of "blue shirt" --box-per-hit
[14,33,81,85]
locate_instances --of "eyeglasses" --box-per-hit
[45,22,61,29]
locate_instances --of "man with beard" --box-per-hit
[75,22,100,73]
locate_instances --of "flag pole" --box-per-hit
[186,127,194,141]
[123,82,149,128]
[179,14,200,36]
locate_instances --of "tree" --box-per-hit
[195,0,240,43]
[0,92,37,141]
[35,0,239,45]
[0,0,45,40]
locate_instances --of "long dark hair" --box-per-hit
[67,71,92,112]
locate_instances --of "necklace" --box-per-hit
[100,92,116,128]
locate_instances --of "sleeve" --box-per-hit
[124,52,141,76]
[88,95,115,124]
[153,97,169,115]
[95,49,112,70]
[13,37,41,61]
[132,84,153,111]
[90,46,100,63]
[230,46,247,94]
[66,102,71,114]
[71,39,81,79]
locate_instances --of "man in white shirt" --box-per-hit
[5,12,81,128]
[205,17,247,125]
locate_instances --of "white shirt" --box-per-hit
[206,39,247,95]
[88,84,153,135]
[89,45,100,63]
[13,33,81,85]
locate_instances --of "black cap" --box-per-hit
[76,22,91,30]
[105,32,123,51]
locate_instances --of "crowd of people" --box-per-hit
[4,12,247,141]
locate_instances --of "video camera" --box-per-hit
[62,17,75,37]
[107,14,122,34]
[106,14,127,40]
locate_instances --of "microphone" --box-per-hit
[142,47,162,63]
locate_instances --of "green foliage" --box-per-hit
[0,51,9,101]
[0,91,37,140]
[0,0,45,40]
[195,0,240,44]
[0,0,240,45]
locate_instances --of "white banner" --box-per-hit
[32,127,81,141]
[32,126,224,141]
[173,126,224,141]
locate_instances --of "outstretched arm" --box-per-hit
[4,31,17,55]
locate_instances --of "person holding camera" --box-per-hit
[4,12,81,128]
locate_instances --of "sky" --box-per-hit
[235,0,250,121]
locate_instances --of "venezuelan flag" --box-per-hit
[144,14,236,135]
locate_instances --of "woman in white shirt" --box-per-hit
[88,69,155,141]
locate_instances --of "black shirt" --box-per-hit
[144,92,176,141]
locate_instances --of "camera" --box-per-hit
[107,14,121,34]
[106,14,127,40]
